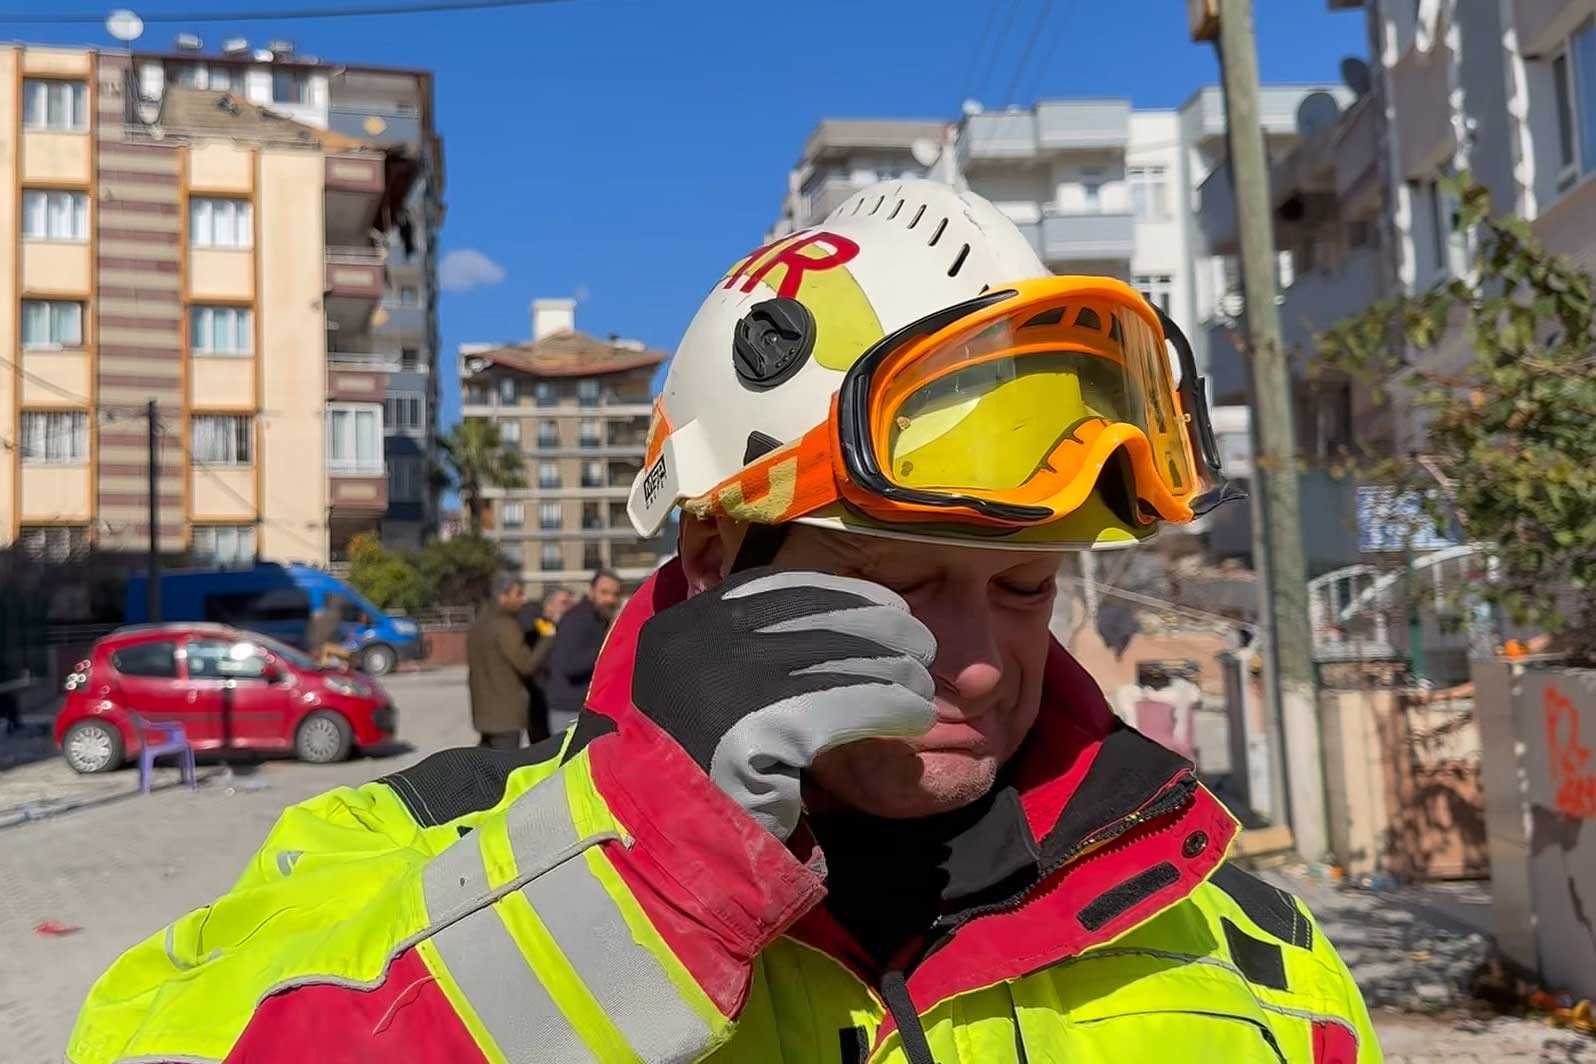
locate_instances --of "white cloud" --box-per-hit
[440,249,506,292]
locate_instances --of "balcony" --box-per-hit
[959,112,1038,164]
[327,358,387,403]
[1390,43,1456,178]
[1198,160,1238,253]
[328,106,423,148]
[373,301,425,338]
[324,152,387,247]
[1040,210,1135,263]
[802,176,861,224]
[803,119,946,161]
[328,475,388,515]
[1035,100,1131,150]
[1512,0,1585,58]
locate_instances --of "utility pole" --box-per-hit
[1205,0,1329,859]
[147,400,161,623]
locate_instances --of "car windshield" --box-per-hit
[249,633,319,671]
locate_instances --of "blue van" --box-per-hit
[124,563,425,676]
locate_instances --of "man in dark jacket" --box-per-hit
[543,569,621,733]
[466,573,550,749]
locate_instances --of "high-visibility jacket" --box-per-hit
[70,560,1380,1064]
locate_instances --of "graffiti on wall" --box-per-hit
[1546,685,1596,819]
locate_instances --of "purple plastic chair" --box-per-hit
[129,712,197,795]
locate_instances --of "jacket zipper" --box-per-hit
[931,770,1198,935]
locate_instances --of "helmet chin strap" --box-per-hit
[729,522,791,574]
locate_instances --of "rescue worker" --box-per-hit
[69,181,1379,1064]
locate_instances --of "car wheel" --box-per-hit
[63,720,123,775]
[360,643,397,676]
[295,711,353,764]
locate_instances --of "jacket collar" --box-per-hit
[581,560,1237,1013]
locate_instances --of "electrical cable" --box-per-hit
[1001,0,1056,107]
[1017,0,1079,106]
[958,3,1005,108]
[968,0,1025,107]
[0,0,572,25]
[158,417,328,554]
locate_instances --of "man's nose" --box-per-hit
[916,591,1004,702]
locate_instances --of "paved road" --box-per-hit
[0,668,477,1064]
[2,668,1590,1063]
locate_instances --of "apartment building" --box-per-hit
[766,118,948,239]
[459,300,671,599]
[0,42,432,568]
[134,39,446,549]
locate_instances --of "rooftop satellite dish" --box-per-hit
[1295,91,1341,138]
[961,98,984,116]
[106,9,143,44]
[910,138,940,168]
[1341,57,1372,97]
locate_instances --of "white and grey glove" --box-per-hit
[631,567,938,839]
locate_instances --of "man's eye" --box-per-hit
[1000,577,1055,599]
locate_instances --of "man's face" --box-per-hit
[771,524,1058,819]
[498,583,528,612]
[590,576,623,618]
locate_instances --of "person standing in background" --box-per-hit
[304,594,353,669]
[516,588,574,745]
[467,573,550,750]
[543,570,621,734]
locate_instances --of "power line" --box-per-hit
[1018,0,1078,106]
[0,0,572,24]
[1001,0,1056,107]
[959,4,1004,107]
[158,417,327,554]
[968,0,1024,106]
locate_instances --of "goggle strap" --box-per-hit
[682,421,838,525]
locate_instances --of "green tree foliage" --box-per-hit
[438,418,525,533]
[347,534,515,612]
[1316,175,1596,662]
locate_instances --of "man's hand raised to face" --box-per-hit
[630,567,938,839]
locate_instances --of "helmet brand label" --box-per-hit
[642,454,669,510]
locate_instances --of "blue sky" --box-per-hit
[14,1,1368,429]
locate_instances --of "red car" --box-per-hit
[55,623,397,774]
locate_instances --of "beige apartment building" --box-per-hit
[0,43,433,569]
[460,299,671,600]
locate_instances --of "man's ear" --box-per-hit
[677,513,748,595]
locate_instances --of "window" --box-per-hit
[178,63,240,93]
[186,640,270,681]
[539,460,561,489]
[111,641,178,679]
[499,419,521,445]
[381,459,414,500]
[203,588,310,626]
[499,377,518,404]
[19,524,87,562]
[398,285,419,306]
[21,300,83,349]
[540,543,563,572]
[1134,274,1173,314]
[192,414,253,465]
[1557,20,1596,184]
[501,542,524,567]
[383,395,422,431]
[535,381,557,407]
[577,379,600,406]
[583,502,603,530]
[579,419,601,448]
[190,198,252,249]
[502,501,525,529]
[191,305,253,355]
[582,542,604,571]
[1080,170,1103,212]
[23,79,87,131]
[1128,166,1169,221]
[537,419,559,447]
[20,411,87,464]
[272,71,306,104]
[581,459,604,488]
[400,346,421,369]
[326,405,382,472]
[539,501,562,530]
[22,190,88,241]
[191,525,256,568]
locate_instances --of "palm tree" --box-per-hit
[438,418,525,533]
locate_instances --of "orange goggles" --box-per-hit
[693,277,1231,536]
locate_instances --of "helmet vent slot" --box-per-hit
[851,197,866,215]
[888,200,904,220]
[947,243,971,277]
[928,218,948,246]
[908,204,926,229]
[869,195,885,215]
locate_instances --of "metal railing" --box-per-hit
[1307,545,1488,662]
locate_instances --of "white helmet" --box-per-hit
[628,179,1167,552]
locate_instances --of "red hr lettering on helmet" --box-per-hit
[722,231,861,300]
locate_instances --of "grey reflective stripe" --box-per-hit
[422,771,619,930]
[1256,1000,1360,1041]
[276,849,303,877]
[429,904,594,1063]
[525,854,715,1062]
